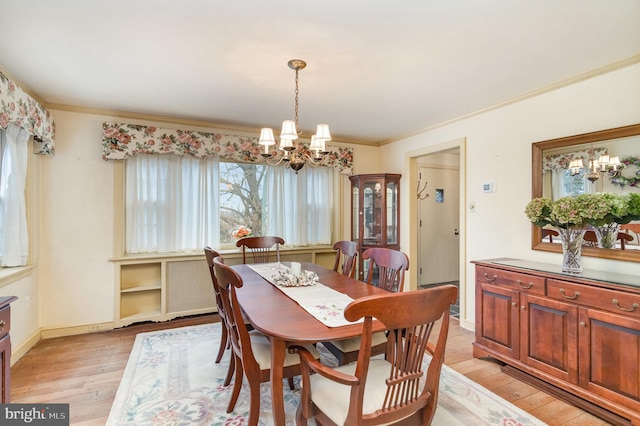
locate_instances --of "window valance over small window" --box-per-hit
[102,122,354,175]
[0,71,55,154]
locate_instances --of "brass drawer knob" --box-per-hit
[0,320,5,334]
[612,299,639,312]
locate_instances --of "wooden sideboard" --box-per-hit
[473,259,640,426]
[0,296,17,403]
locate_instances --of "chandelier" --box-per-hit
[258,59,331,173]
[568,148,621,182]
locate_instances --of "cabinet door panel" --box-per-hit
[579,308,640,411]
[521,294,578,383]
[0,334,10,403]
[476,283,519,358]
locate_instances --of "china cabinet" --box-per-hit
[350,173,401,280]
[473,259,640,426]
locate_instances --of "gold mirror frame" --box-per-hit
[531,123,640,262]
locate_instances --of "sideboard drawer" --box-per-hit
[548,279,640,319]
[476,266,545,295]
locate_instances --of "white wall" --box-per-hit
[382,63,640,328]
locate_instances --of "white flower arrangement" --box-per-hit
[272,269,319,287]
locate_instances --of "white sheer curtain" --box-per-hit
[551,168,601,199]
[125,154,220,253]
[265,166,333,246]
[0,123,30,266]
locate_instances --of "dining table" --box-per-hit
[232,261,389,425]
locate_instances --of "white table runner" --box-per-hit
[247,262,361,327]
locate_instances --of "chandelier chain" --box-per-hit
[294,67,300,131]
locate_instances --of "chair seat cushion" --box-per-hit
[249,331,320,370]
[327,331,387,352]
[309,358,397,425]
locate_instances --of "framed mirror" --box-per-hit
[531,123,640,262]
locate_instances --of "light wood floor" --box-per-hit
[11,314,611,426]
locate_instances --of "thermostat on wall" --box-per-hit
[482,181,495,193]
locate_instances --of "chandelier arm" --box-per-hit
[261,154,287,167]
[299,152,325,166]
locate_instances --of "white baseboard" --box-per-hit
[11,328,41,366]
[40,321,115,339]
[459,318,474,332]
[10,321,116,365]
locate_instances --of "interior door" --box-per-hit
[418,165,460,285]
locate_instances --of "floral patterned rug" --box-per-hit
[106,323,547,425]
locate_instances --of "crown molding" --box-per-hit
[45,103,378,147]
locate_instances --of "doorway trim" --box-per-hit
[405,138,469,327]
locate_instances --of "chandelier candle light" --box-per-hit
[258,59,331,173]
[568,148,621,183]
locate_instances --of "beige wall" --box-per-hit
[1,62,639,359]
[381,62,640,329]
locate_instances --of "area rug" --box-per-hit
[106,323,547,425]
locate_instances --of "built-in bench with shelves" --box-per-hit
[112,246,335,327]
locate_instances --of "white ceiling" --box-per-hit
[1,0,639,144]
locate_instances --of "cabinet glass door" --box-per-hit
[352,186,359,240]
[386,181,398,245]
[363,181,382,245]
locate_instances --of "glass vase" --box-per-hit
[593,223,620,249]
[558,228,585,274]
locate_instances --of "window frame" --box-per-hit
[113,159,343,257]
[0,137,36,287]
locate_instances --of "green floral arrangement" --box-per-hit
[525,193,640,229]
[617,192,640,224]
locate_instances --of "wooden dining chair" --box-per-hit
[235,236,284,264]
[582,231,599,247]
[583,230,634,249]
[291,284,458,426]
[212,257,320,426]
[204,247,235,386]
[621,223,640,244]
[332,240,359,278]
[362,247,410,293]
[542,228,559,243]
[323,247,410,365]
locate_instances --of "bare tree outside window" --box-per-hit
[219,162,266,243]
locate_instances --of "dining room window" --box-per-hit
[124,154,334,254]
[0,124,30,267]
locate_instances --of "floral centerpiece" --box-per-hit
[272,269,319,287]
[232,225,253,240]
[525,195,599,274]
[525,193,640,272]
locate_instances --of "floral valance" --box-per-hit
[0,71,55,154]
[102,122,353,175]
[542,148,607,173]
